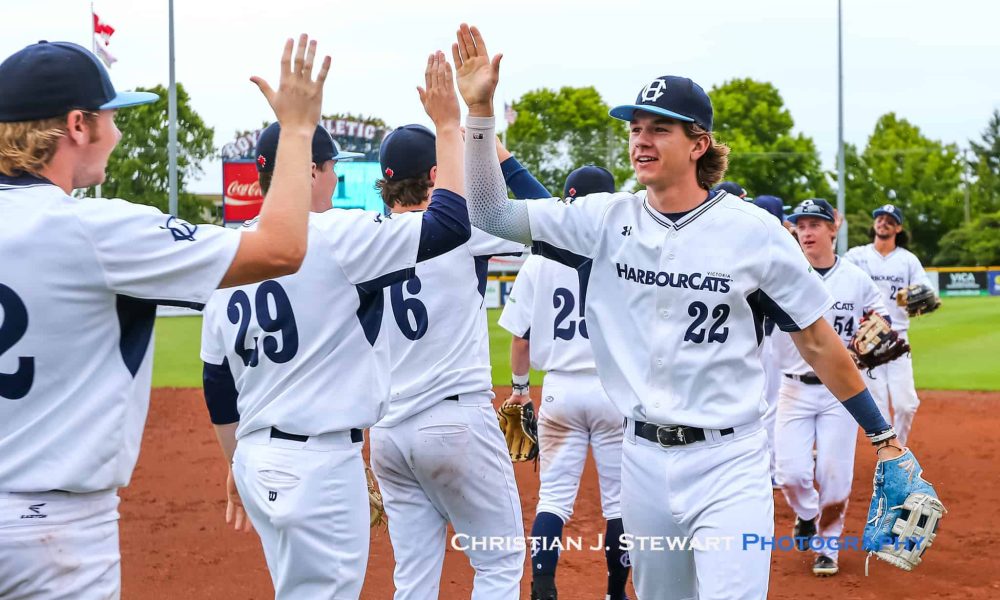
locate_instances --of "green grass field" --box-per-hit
[152,296,1000,391]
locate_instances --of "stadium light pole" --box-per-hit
[836,0,848,253]
[167,0,179,217]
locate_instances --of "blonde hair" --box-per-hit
[683,122,730,191]
[0,112,98,177]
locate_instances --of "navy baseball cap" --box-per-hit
[787,198,836,223]
[255,123,362,173]
[0,41,158,122]
[564,165,615,198]
[713,181,746,198]
[379,124,436,181]
[872,203,903,225]
[753,195,786,222]
[609,75,713,131]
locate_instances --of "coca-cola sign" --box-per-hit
[222,161,263,223]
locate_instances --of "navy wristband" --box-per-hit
[841,388,891,436]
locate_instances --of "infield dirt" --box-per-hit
[121,388,999,599]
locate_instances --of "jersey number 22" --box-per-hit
[0,284,34,399]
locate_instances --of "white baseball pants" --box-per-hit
[866,351,920,445]
[774,377,858,561]
[233,427,369,600]
[759,334,781,478]
[0,490,120,599]
[537,370,622,522]
[370,392,523,600]
[621,421,773,600]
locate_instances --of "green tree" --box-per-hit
[100,84,216,223]
[855,113,964,262]
[933,211,1000,266]
[709,78,831,202]
[505,86,631,196]
[969,109,1000,215]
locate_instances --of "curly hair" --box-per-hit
[683,122,730,191]
[0,115,71,177]
[375,175,433,209]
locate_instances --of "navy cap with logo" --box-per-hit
[255,122,363,173]
[0,41,158,122]
[564,165,615,199]
[609,75,713,131]
[872,203,903,225]
[713,181,746,198]
[787,198,836,223]
[379,124,436,181]
[753,195,786,222]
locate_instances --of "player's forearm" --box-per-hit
[212,423,239,464]
[434,123,464,197]
[501,156,551,200]
[465,115,533,245]
[510,336,530,378]
[220,127,313,288]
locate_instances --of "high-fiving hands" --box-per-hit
[418,51,460,128]
[452,24,502,117]
[251,34,331,133]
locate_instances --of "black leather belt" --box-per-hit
[270,427,364,444]
[784,373,823,385]
[634,420,734,447]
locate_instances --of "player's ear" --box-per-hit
[690,133,711,161]
[428,165,438,185]
[63,110,91,146]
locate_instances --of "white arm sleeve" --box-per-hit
[464,115,533,245]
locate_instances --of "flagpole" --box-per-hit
[91,2,102,199]
[167,0,179,216]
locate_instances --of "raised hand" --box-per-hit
[417,51,460,129]
[452,23,502,117]
[250,34,331,132]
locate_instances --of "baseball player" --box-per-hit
[772,199,889,577]
[499,165,633,600]
[368,103,530,598]
[453,24,918,600]
[199,52,472,599]
[0,36,328,598]
[712,180,747,199]
[843,204,931,446]
[751,194,788,486]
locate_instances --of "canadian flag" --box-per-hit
[93,12,117,68]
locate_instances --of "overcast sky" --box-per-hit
[3,0,998,194]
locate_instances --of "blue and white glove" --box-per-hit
[863,449,946,572]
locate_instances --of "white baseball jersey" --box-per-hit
[0,175,240,493]
[844,244,930,332]
[498,254,597,373]
[375,228,524,428]
[772,257,888,375]
[524,190,833,429]
[200,209,426,439]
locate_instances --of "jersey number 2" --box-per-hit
[389,276,429,341]
[0,284,34,400]
[553,288,588,340]
[227,281,299,367]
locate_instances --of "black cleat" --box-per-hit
[812,554,839,576]
[531,575,557,600]
[793,516,817,551]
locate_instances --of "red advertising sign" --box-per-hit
[222,161,263,223]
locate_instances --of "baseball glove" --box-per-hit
[849,311,910,372]
[497,400,539,462]
[896,283,941,317]
[365,464,386,529]
[863,449,946,573]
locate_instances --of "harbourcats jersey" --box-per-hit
[843,244,931,333]
[375,228,524,428]
[0,174,241,492]
[200,209,423,439]
[498,254,597,374]
[772,257,888,376]
[524,189,834,429]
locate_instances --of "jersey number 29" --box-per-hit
[227,281,299,367]
[0,284,34,400]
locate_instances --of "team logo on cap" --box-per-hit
[882,203,896,212]
[385,168,394,178]
[257,155,266,169]
[568,187,577,198]
[640,78,668,103]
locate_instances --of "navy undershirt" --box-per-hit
[657,191,713,221]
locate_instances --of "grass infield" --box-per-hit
[152,296,999,391]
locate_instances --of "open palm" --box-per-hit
[452,23,502,112]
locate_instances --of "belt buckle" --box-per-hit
[655,425,686,447]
